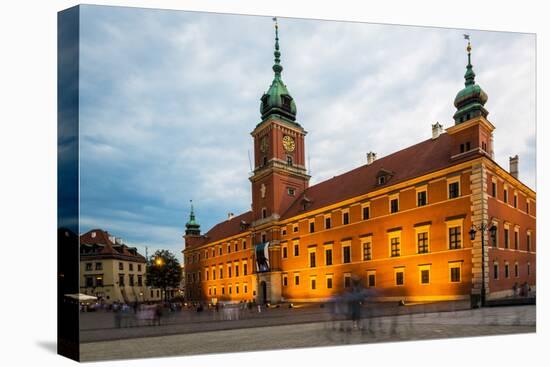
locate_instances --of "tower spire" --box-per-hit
[185,199,201,236]
[272,17,282,78]
[463,34,475,86]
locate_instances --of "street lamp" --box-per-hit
[469,222,497,307]
[155,257,164,267]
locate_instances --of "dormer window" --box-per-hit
[376,169,393,186]
[261,95,269,111]
[281,95,292,111]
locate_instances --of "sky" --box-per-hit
[78,5,536,261]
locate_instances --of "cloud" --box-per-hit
[77,6,536,261]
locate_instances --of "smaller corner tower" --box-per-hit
[447,35,495,160]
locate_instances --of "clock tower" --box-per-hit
[250,19,310,227]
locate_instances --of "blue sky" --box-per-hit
[78,5,536,261]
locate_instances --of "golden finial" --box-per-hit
[464,34,471,53]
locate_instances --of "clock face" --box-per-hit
[282,135,295,152]
[260,136,269,153]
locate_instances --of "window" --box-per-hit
[221,286,225,295]
[342,244,351,263]
[228,264,232,278]
[261,233,267,243]
[514,194,518,208]
[492,181,497,197]
[208,287,212,296]
[212,249,216,258]
[526,201,530,214]
[514,229,519,250]
[378,176,386,185]
[466,141,471,151]
[243,262,248,275]
[129,263,133,271]
[417,230,429,254]
[293,224,298,233]
[243,240,247,250]
[235,263,240,277]
[325,216,332,229]
[309,249,316,268]
[390,197,399,213]
[244,284,248,293]
[448,180,460,199]
[85,276,93,287]
[395,269,404,286]
[390,236,401,257]
[491,223,498,247]
[514,262,519,277]
[129,274,135,286]
[344,273,352,288]
[419,265,430,285]
[287,187,295,196]
[263,156,268,166]
[137,264,141,272]
[262,208,267,219]
[294,274,300,286]
[310,277,317,290]
[449,226,462,249]
[85,263,92,271]
[449,262,461,283]
[236,284,240,294]
[527,232,532,252]
[326,275,333,289]
[227,244,231,254]
[206,269,209,281]
[287,155,293,166]
[460,143,465,153]
[504,262,510,278]
[309,220,315,233]
[362,205,370,220]
[363,240,372,261]
[118,274,124,286]
[219,247,222,256]
[96,275,104,287]
[95,262,102,270]
[213,287,217,296]
[235,242,239,252]
[283,274,288,287]
[417,190,427,207]
[342,211,350,225]
[504,227,510,249]
[282,245,288,259]
[229,285,232,295]
[293,242,300,256]
[504,188,508,204]
[212,267,216,280]
[325,247,333,266]
[482,141,487,151]
[281,228,287,236]
[219,267,223,279]
[367,270,376,288]
[527,262,531,276]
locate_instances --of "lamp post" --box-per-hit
[469,222,497,307]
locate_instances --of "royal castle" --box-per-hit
[182,22,536,306]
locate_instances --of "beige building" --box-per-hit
[80,229,163,304]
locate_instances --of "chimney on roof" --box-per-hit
[509,155,519,179]
[432,122,443,139]
[366,151,377,165]
[115,237,122,245]
[227,212,234,220]
[91,231,96,238]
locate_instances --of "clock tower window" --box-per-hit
[263,156,268,166]
[262,208,267,219]
[287,155,293,166]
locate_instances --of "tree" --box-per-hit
[145,249,182,302]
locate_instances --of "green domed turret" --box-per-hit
[185,200,201,236]
[260,18,297,122]
[453,38,489,124]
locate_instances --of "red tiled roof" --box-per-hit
[281,132,482,219]
[80,229,146,262]
[201,211,253,244]
[197,133,483,245]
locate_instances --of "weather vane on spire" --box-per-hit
[464,34,472,53]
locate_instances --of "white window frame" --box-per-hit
[514,226,520,250]
[418,264,431,285]
[415,224,431,254]
[341,240,352,264]
[324,243,333,266]
[308,247,317,268]
[309,275,317,290]
[388,230,402,257]
[394,267,405,286]
[449,261,462,283]
[447,176,461,199]
[416,185,428,207]
[389,193,399,213]
[366,270,376,288]
[361,236,373,261]
[325,273,333,289]
[446,218,464,250]
[504,223,511,249]
[361,202,371,220]
[343,272,352,288]
[341,208,350,225]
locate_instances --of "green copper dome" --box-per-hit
[260,19,297,122]
[453,41,488,124]
[185,201,201,236]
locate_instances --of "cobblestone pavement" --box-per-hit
[80,300,471,342]
[80,305,535,362]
